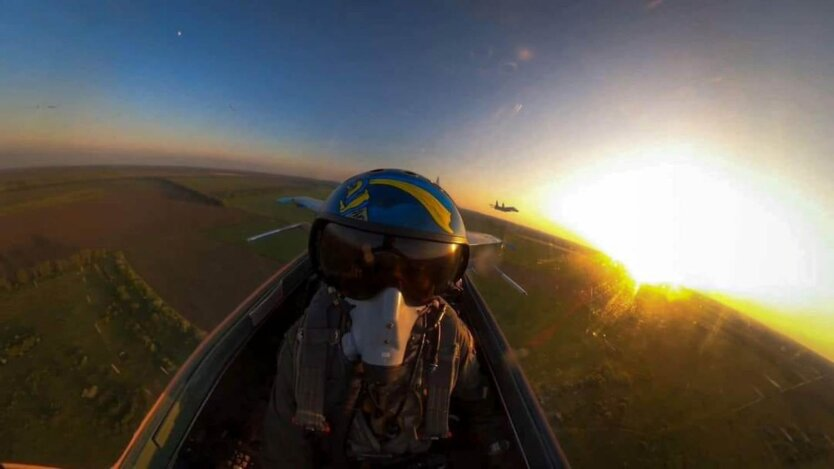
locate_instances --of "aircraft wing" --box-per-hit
[258,199,506,248]
[493,265,528,295]
[277,196,323,212]
[267,198,525,295]
[274,198,504,248]
[246,222,309,242]
[465,232,527,295]
[466,231,502,246]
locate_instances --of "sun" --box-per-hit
[539,143,824,299]
[546,149,707,286]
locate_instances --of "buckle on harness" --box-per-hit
[292,415,332,434]
[298,327,341,345]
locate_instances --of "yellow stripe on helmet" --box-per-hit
[369,178,453,234]
[339,189,369,213]
[346,179,364,197]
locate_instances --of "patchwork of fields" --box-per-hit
[0,167,333,467]
[0,167,334,329]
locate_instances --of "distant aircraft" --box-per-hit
[491,200,519,213]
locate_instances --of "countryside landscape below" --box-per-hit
[1,166,832,468]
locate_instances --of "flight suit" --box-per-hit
[260,285,499,468]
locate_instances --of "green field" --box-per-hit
[0,250,203,468]
[0,167,332,466]
[472,235,834,467]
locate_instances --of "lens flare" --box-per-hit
[540,143,832,313]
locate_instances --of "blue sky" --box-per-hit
[2,1,833,185]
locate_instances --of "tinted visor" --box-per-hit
[315,222,465,305]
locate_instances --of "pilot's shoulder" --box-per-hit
[284,284,337,347]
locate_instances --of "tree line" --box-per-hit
[0,249,205,339]
[0,249,109,292]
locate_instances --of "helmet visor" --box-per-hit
[316,222,465,305]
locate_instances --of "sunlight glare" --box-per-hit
[541,143,831,311]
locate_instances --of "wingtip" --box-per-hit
[494,265,528,296]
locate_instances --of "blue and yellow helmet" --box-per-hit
[317,168,467,244]
[310,169,469,303]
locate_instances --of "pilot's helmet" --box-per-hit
[309,168,469,306]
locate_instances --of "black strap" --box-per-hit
[423,304,459,439]
[294,287,343,432]
[329,362,363,467]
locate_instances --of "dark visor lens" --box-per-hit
[316,223,464,305]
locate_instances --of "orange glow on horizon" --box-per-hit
[531,142,834,360]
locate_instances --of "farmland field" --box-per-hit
[0,250,203,467]
[0,168,334,329]
[0,166,333,467]
[471,233,834,468]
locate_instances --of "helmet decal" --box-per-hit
[319,169,466,242]
[345,179,364,197]
[339,179,370,221]
[369,178,453,234]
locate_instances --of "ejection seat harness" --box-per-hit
[292,286,460,441]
